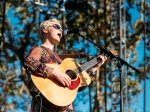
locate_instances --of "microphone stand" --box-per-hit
[76,32,141,112]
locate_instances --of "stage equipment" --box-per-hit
[64,1,91,10]
[72,27,141,112]
[0,0,6,54]
[110,0,127,111]
[64,27,87,36]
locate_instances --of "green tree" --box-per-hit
[0,0,149,112]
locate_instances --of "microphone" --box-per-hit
[64,27,87,35]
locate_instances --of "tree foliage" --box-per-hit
[0,0,150,112]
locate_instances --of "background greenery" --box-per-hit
[0,0,150,112]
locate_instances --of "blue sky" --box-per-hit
[73,41,150,112]
[72,37,150,112]
[129,3,150,111]
[131,40,150,112]
[5,1,150,112]
[73,2,150,112]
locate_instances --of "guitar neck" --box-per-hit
[74,57,101,74]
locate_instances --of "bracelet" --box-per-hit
[43,72,47,78]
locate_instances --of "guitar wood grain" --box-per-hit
[31,58,91,106]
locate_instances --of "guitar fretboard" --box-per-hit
[74,57,101,74]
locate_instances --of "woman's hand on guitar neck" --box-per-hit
[91,49,118,73]
[51,69,71,87]
[91,55,107,73]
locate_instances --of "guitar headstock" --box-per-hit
[110,49,118,56]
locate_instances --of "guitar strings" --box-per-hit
[67,70,76,79]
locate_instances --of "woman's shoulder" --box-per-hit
[31,45,42,50]
[32,45,41,48]
[28,45,43,53]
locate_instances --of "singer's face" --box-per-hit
[48,22,63,44]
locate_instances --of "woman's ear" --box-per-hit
[42,28,48,34]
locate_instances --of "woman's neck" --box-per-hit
[41,41,54,51]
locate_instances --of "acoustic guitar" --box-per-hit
[31,50,118,108]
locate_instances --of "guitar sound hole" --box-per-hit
[66,70,77,79]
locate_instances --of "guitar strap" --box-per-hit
[27,76,40,96]
[26,73,56,111]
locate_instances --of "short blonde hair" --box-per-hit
[39,18,60,40]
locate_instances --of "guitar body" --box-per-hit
[31,58,91,107]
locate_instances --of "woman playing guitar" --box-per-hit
[23,18,107,112]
